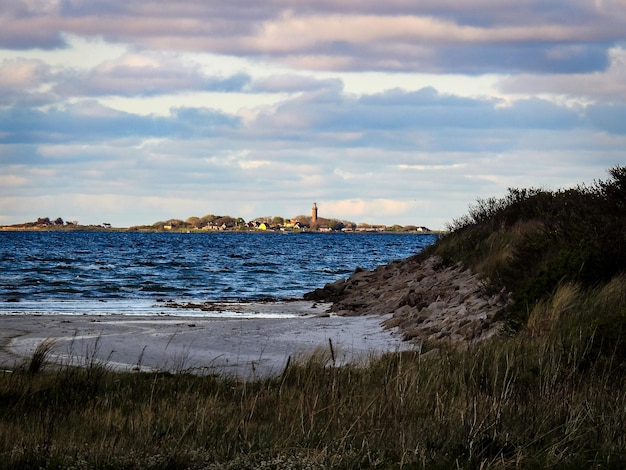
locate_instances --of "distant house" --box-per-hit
[416,226,431,233]
[102,223,112,229]
[283,219,304,229]
[163,220,181,230]
[205,222,224,231]
[282,221,303,230]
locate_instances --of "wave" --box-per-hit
[0,232,437,312]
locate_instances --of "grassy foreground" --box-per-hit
[2,166,626,468]
[2,286,626,470]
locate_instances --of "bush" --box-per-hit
[427,165,626,326]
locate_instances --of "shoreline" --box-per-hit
[1,226,443,235]
[0,304,414,378]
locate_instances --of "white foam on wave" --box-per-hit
[0,299,324,319]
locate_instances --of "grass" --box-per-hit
[27,338,58,375]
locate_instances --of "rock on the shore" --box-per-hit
[304,255,509,344]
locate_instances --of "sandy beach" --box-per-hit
[0,301,414,378]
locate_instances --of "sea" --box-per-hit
[0,231,437,317]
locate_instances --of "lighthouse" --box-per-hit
[311,202,318,225]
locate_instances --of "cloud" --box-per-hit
[322,198,421,222]
[0,101,239,144]
[53,52,251,97]
[0,173,28,187]
[586,103,626,134]
[251,74,342,93]
[0,58,58,105]
[1,1,624,74]
[498,46,626,102]
[0,85,618,170]
[248,87,585,144]
[0,57,49,88]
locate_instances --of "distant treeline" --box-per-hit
[3,214,433,233]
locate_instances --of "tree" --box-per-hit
[200,214,217,225]
[328,219,345,231]
[186,216,202,229]
[293,215,312,225]
[214,216,235,227]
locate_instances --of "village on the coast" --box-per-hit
[2,202,433,233]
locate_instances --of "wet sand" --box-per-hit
[0,301,414,378]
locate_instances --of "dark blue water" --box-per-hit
[0,231,436,315]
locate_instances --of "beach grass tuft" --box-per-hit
[26,338,57,375]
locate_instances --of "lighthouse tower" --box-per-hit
[311,202,318,225]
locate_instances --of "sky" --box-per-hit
[1,1,626,230]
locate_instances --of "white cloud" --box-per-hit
[322,198,425,223]
[498,46,626,103]
[398,163,466,171]
[238,160,270,169]
[0,58,49,88]
[0,174,28,186]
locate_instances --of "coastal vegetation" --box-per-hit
[1,166,626,468]
[426,165,626,329]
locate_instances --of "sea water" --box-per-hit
[0,231,437,316]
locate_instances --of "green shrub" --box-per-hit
[427,165,626,327]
